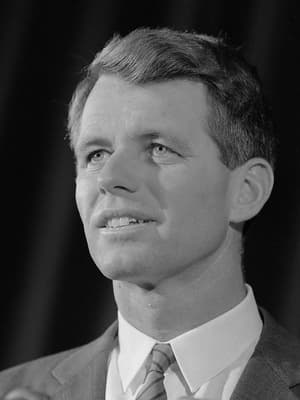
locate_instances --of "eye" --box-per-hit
[150,143,174,157]
[86,149,110,168]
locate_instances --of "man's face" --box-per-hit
[75,75,234,288]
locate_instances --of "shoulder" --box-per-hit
[0,347,78,397]
[234,308,300,399]
[259,309,300,395]
[258,309,300,372]
[0,320,118,398]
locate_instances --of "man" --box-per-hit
[1,27,300,400]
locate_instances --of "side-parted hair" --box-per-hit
[68,27,276,170]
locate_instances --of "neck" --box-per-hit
[113,229,246,341]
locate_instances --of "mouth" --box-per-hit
[97,209,156,230]
[104,216,153,230]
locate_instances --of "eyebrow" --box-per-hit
[75,131,193,156]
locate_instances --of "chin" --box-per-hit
[92,251,167,288]
[93,252,145,281]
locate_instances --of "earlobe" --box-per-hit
[229,158,274,223]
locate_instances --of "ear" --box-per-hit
[229,158,274,223]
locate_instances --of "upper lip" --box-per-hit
[95,208,157,228]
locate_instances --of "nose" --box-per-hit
[97,150,139,195]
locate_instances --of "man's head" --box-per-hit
[71,28,275,288]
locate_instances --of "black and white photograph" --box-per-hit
[0,1,299,399]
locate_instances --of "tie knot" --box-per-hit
[150,343,175,374]
[136,343,175,400]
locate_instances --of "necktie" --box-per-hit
[136,343,175,400]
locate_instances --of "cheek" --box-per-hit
[159,167,230,228]
[75,177,97,221]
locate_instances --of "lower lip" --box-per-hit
[99,221,156,235]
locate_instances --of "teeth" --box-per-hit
[106,217,147,228]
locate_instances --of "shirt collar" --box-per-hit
[117,284,262,393]
[118,311,156,391]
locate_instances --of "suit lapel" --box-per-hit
[52,349,112,400]
[52,321,118,400]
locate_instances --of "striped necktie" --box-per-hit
[136,343,175,400]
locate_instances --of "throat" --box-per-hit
[113,280,189,341]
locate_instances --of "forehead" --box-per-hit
[78,75,211,147]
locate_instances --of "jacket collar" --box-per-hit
[231,308,300,400]
[50,309,300,400]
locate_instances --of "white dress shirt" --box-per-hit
[105,284,262,399]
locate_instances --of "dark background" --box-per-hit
[0,0,299,371]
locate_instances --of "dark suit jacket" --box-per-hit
[0,309,300,399]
